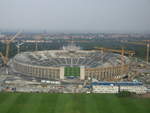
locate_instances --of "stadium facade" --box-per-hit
[12,43,130,81]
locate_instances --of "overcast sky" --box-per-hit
[0,0,150,33]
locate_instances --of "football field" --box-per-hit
[0,93,150,113]
[65,67,80,76]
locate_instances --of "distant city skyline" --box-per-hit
[0,0,150,33]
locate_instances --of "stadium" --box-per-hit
[12,43,130,81]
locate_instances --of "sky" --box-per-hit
[0,0,150,33]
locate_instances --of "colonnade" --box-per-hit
[13,59,129,81]
[84,65,129,80]
[13,60,62,80]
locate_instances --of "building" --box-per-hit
[12,44,130,81]
[92,82,147,94]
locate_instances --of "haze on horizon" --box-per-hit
[0,0,150,33]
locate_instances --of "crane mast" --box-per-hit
[0,31,21,66]
[94,47,135,68]
[123,40,150,64]
[94,47,135,81]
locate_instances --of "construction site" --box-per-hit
[0,32,150,94]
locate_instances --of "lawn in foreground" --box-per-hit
[0,93,150,113]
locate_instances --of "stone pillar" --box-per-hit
[60,67,64,80]
[80,66,85,80]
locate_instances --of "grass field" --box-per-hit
[0,93,150,113]
[65,67,80,76]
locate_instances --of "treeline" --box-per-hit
[0,39,148,61]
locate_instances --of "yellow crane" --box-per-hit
[94,47,135,71]
[0,52,8,66]
[0,31,21,66]
[94,47,135,55]
[94,47,135,81]
[123,40,150,64]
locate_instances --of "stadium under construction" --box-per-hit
[12,43,131,81]
[0,38,149,94]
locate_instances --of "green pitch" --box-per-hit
[65,67,80,76]
[0,93,150,113]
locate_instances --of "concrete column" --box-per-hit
[80,66,85,80]
[60,67,64,80]
[43,69,46,78]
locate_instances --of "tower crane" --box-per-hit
[123,40,150,64]
[94,47,135,56]
[94,47,135,81]
[0,31,21,66]
[94,47,135,70]
[94,47,135,64]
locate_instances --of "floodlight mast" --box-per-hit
[16,42,24,54]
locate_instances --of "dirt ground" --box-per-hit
[134,93,150,98]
